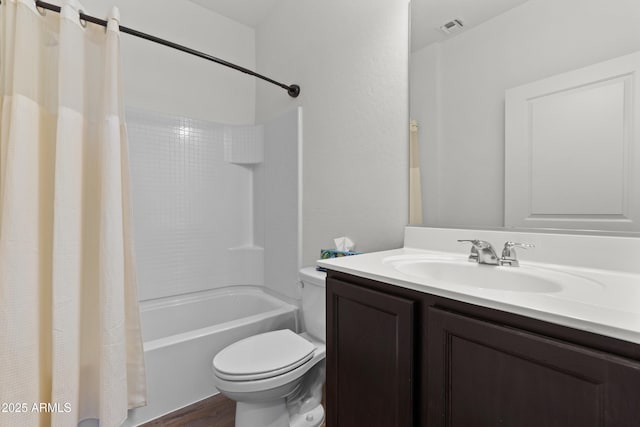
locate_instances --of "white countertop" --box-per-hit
[317,247,640,345]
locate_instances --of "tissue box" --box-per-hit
[316,249,362,271]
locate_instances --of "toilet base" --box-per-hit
[236,400,288,427]
[290,403,324,427]
[234,400,324,427]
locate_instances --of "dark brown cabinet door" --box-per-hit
[327,278,415,427]
[427,306,640,427]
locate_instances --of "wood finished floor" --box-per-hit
[140,394,235,427]
[140,387,326,427]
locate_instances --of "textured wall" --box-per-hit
[79,0,256,124]
[255,0,410,268]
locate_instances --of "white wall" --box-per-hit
[411,0,640,228]
[77,0,256,124]
[255,0,410,268]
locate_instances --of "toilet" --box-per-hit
[212,267,326,427]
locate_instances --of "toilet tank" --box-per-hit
[299,267,326,343]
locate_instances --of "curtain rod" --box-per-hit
[7,0,301,97]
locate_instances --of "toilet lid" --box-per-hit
[213,329,315,381]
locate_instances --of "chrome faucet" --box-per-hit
[457,240,500,265]
[500,241,534,267]
[458,239,534,267]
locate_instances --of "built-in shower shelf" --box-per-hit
[224,125,264,164]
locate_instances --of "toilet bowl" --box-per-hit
[212,267,326,427]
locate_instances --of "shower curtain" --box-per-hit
[409,120,423,225]
[0,1,146,426]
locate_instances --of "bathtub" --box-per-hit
[122,287,299,426]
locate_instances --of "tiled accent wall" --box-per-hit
[126,108,261,301]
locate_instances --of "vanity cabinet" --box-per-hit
[428,307,640,427]
[326,277,416,427]
[326,271,640,427]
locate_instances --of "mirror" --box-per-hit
[409,0,640,235]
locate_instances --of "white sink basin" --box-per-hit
[383,256,596,293]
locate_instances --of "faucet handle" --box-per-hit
[457,239,500,265]
[458,239,488,248]
[502,241,534,256]
[457,239,478,245]
[457,239,479,262]
[457,239,494,249]
[500,241,534,266]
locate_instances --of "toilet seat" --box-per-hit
[213,333,326,397]
[213,329,316,381]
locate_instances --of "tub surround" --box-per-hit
[128,107,303,303]
[318,226,640,344]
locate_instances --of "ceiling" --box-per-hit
[411,0,530,52]
[188,0,530,51]
[188,0,284,28]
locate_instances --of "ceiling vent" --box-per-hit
[439,19,464,35]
